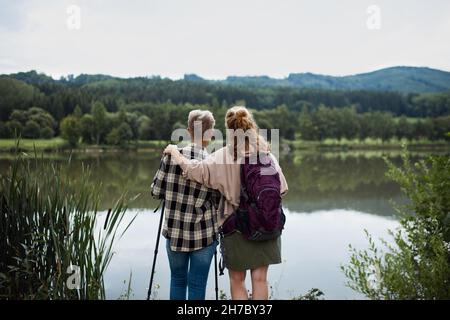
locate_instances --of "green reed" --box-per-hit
[0,145,135,299]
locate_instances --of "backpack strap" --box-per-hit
[239,161,249,203]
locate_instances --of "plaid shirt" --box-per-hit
[151,144,220,252]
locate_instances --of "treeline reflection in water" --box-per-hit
[2,150,441,217]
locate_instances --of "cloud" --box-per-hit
[0,0,30,31]
[0,0,449,78]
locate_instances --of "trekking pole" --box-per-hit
[147,200,165,300]
[214,249,219,300]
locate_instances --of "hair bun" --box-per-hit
[235,109,248,119]
[235,109,250,129]
[225,106,255,131]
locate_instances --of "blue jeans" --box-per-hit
[166,239,218,300]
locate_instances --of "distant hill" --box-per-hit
[221,67,450,93]
[11,70,55,85]
[5,66,450,93]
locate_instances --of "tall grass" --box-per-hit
[0,146,135,299]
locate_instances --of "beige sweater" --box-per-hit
[177,146,289,226]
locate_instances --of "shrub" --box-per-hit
[6,120,23,138]
[0,121,10,138]
[106,123,132,147]
[60,116,81,147]
[23,120,41,138]
[40,126,55,139]
[342,151,450,299]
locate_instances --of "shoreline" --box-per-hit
[1,138,449,153]
[285,140,450,152]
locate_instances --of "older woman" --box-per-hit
[151,110,220,300]
[164,106,288,300]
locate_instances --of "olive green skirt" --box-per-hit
[222,231,281,271]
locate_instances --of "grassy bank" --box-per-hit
[285,138,450,151]
[0,138,69,152]
[0,139,167,152]
[1,137,449,153]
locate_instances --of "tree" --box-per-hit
[359,113,374,140]
[415,118,434,140]
[60,116,81,147]
[432,116,450,141]
[0,121,10,138]
[10,110,27,124]
[91,101,108,144]
[137,115,153,140]
[106,128,120,146]
[342,152,450,299]
[256,105,298,140]
[0,77,41,121]
[337,107,360,140]
[106,123,133,147]
[298,108,317,140]
[127,112,140,140]
[368,112,396,141]
[73,105,83,119]
[396,116,415,140]
[117,123,133,146]
[23,120,41,138]
[272,105,298,140]
[1,70,450,144]
[312,105,337,140]
[27,107,56,130]
[6,120,23,138]
[2,70,450,125]
[8,107,55,139]
[80,114,95,144]
[117,107,127,124]
[379,114,396,142]
[40,127,54,139]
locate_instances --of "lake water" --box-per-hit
[0,149,443,299]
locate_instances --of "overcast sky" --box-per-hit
[1,0,449,79]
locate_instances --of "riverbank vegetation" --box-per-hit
[0,147,135,299]
[342,150,450,299]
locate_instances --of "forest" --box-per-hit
[0,71,450,146]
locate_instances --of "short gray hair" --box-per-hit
[187,110,215,133]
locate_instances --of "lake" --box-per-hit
[0,149,443,299]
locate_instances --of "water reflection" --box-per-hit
[280,153,406,215]
[100,208,399,300]
[0,150,420,215]
[0,150,444,299]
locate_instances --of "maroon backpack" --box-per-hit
[221,153,286,241]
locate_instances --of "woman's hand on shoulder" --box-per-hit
[163,144,185,164]
[163,144,178,155]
